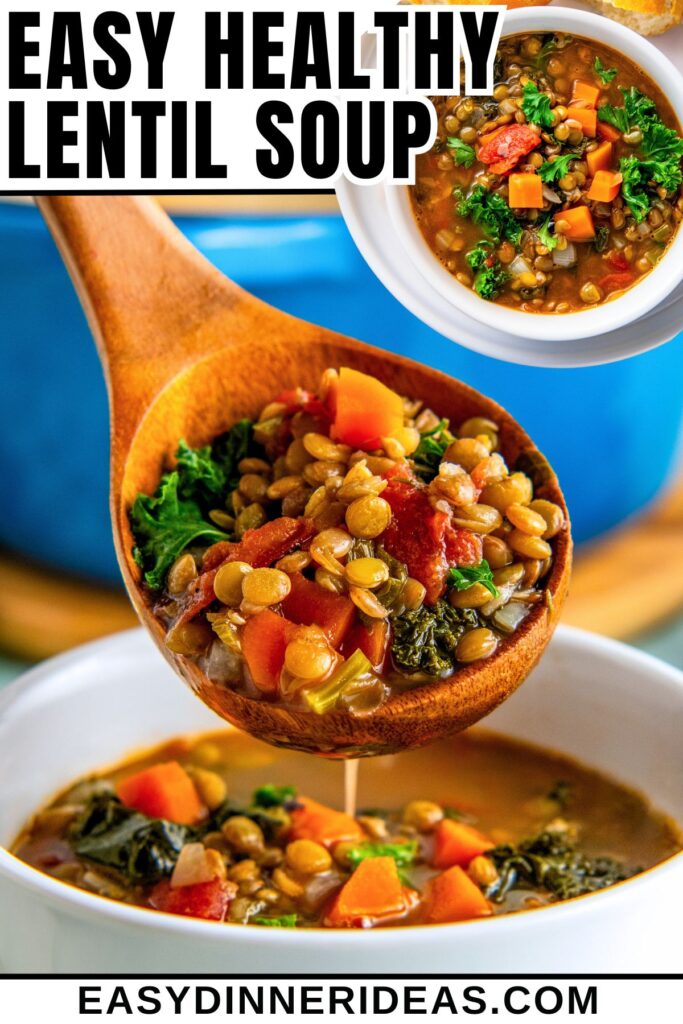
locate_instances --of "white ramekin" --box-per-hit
[0,626,681,973]
[384,7,683,344]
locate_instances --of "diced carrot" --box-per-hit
[241,609,294,694]
[422,866,492,924]
[432,818,494,870]
[508,172,544,209]
[289,797,365,848]
[571,80,601,109]
[586,141,614,178]
[586,170,622,203]
[597,121,621,143]
[554,205,595,242]
[325,857,408,926]
[568,105,597,137]
[148,878,236,921]
[116,762,205,825]
[342,619,390,672]
[282,573,355,648]
[330,367,404,450]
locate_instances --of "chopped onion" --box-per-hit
[492,601,531,635]
[509,255,532,277]
[481,579,519,617]
[552,242,577,268]
[204,639,242,684]
[542,185,561,204]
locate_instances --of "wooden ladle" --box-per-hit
[37,195,572,758]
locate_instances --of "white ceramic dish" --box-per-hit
[0,626,681,973]
[338,8,683,366]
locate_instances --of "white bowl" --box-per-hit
[0,626,681,973]
[383,7,683,345]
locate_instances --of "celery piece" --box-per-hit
[303,650,372,715]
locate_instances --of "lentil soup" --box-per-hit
[12,729,681,929]
[129,367,567,717]
[411,33,683,313]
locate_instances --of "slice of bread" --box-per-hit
[560,0,682,34]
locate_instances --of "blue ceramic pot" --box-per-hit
[1,200,681,583]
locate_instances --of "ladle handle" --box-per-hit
[35,195,267,448]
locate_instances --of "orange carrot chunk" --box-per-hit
[571,80,601,109]
[331,367,404,450]
[586,141,614,178]
[568,105,597,137]
[433,818,494,869]
[508,172,544,209]
[289,797,365,848]
[282,573,356,648]
[117,762,205,825]
[342,619,390,672]
[554,205,596,242]
[422,866,493,924]
[241,609,294,694]
[326,857,408,926]
[586,170,623,203]
[597,121,621,143]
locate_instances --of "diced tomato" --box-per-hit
[282,573,356,648]
[116,762,205,825]
[342,619,390,672]
[444,523,483,568]
[148,878,235,921]
[177,518,316,625]
[433,819,494,870]
[477,124,541,176]
[330,367,404,450]
[599,271,636,293]
[597,121,621,143]
[289,797,365,847]
[242,609,295,693]
[382,481,447,605]
[422,866,492,924]
[608,250,630,272]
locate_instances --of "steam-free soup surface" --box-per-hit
[13,730,680,929]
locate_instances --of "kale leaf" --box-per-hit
[391,601,481,676]
[447,560,498,598]
[521,82,555,129]
[598,86,657,135]
[130,473,229,591]
[447,137,476,168]
[466,245,508,300]
[486,829,637,903]
[69,794,193,884]
[457,186,523,246]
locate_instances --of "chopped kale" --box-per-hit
[457,186,523,246]
[252,784,297,808]
[391,600,481,676]
[593,224,610,253]
[346,840,418,872]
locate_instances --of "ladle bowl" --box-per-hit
[37,195,572,756]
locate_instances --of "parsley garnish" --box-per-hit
[252,784,297,808]
[412,420,453,482]
[447,560,499,598]
[346,841,418,875]
[594,56,617,86]
[538,153,573,184]
[458,185,523,246]
[447,137,476,168]
[521,82,555,129]
[537,215,557,252]
[254,915,298,928]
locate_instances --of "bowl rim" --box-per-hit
[0,625,682,945]
[383,7,683,345]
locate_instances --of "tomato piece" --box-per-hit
[331,367,404,450]
[242,609,295,693]
[599,271,636,293]
[342,619,390,672]
[116,762,205,825]
[477,125,541,176]
[148,878,235,921]
[608,251,630,272]
[382,481,448,605]
[281,573,356,648]
[445,523,483,568]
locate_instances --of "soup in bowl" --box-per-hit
[0,626,681,971]
[385,8,683,343]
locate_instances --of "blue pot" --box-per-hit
[1,200,681,583]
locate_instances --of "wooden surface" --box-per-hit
[33,195,570,757]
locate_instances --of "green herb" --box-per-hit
[593,224,610,253]
[252,784,297,808]
[465,242,492,272]
[593,56,617,85]
[641,117,683,166]
[303,649,372,715]
[466,245,507,300]
[598,86,657,135]
[391,600,481,676]
[447,137,476,168]
[521,82,555,129]
[532,33,571,70]
[69,795,193,884]
[412,419,454,482]
[346,840,418,876]
[536,215,558,252]
[447,560,499,598]
[619,154,681,222]
[538,153,574,184]
[373,547,409,614]
[130,474,229,591]
[458,186,523,246]
[253,914,298,928]
[486,828,637,903]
